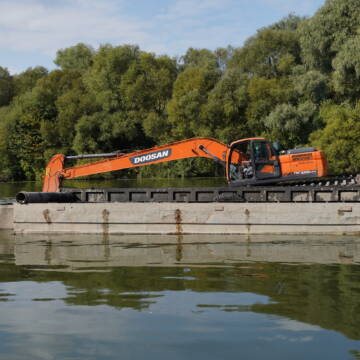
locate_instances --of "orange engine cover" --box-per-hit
[279,150,327,178]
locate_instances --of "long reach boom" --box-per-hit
[42,136,328,192]
[42,137,230,192]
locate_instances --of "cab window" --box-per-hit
[252,141,270,161]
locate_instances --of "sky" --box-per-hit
[0,0,325,74]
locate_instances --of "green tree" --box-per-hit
[167,66,220,139]
[120,52,177,143]
[270,13,304,31]
[0,67,14,106]
[73,45,145,155]
[292,68,329,103]
[6,69,88,179]
[35,70,87,161]
[0,106,24,180]
[264,101,317,147]
[83,44,140,112]
[55,77,97,155]
[73,111,142,154]
[54,43,94,71]
[310,102,360,174]
[332,35,360,101]
[229,22,301,78]
[6,91,46,179]
[203,69,249,142]
[246,77,295,135]
[181,48,219,70]
[299,0,360,73]
[13,66,48,96]
[214,46,235,72]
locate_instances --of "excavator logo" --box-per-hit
[130,149,172,165]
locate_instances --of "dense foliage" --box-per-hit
[0,0,359,181]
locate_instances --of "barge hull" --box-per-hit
[11,202,360,235]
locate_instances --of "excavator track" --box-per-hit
[62,177,360,203]
[269,174,359,188]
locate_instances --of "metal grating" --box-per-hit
[61,185,360,203]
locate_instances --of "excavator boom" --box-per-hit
[42,137,229,192]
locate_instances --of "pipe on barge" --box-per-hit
[16,191,75,204]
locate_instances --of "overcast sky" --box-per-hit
[0,0,325,74]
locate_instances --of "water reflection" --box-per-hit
[0,231,359,360]
[12,233,360,268]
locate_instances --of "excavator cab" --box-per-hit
[225,137,328,186]
[226,138,281,186]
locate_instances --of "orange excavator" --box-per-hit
[42,137,327,193]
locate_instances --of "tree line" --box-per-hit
[0,0,359,181]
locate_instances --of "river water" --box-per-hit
[0,181,360,359]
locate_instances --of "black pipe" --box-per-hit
[16,192,76,204]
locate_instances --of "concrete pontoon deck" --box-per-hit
[1,202,359,235]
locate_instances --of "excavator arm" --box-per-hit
[42,137,230,192]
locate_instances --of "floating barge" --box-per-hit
[1,185,360,235]
[4,135,357,235]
